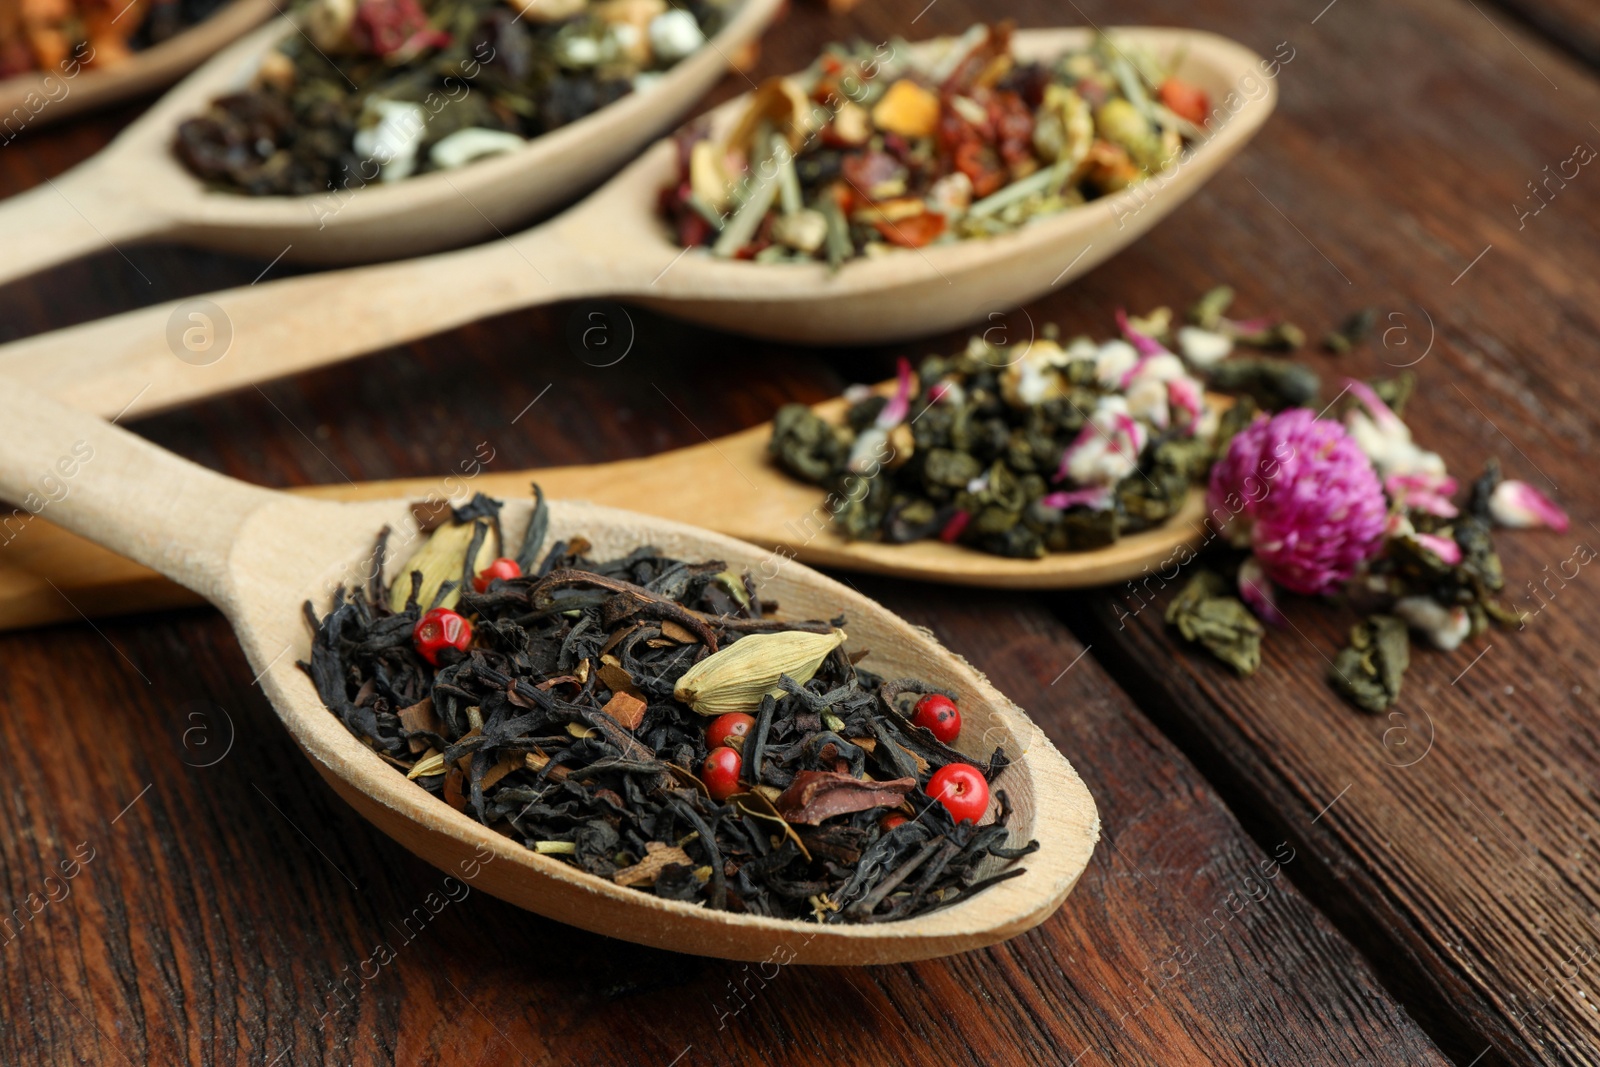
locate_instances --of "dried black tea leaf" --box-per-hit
[299,486,1036,923]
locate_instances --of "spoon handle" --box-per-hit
[0,381,275,605]
[0,232,598,419]
[0,161,168,288]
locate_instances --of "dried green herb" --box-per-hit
[175,0,735,196]
[663,24,1203,261]
[1323,307,1377,354]
[1165,570,1263,677]
[1189,286,1235,331]
[1329,614,1409,713]
[1205,358,1321,412]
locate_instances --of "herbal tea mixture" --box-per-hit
[302,489,1036,922]
[176,0,736,195]
[770,286,1570,714]
[0,0,229,76]
[768,308,1238,558]
[661,23,1209,265]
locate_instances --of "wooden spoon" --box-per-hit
[0,382,1098,963]
[0,0,783,285]
[0,0,275,131]
[0,391,1212,632]
[0,25,1276,400]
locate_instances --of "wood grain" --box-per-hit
[1488,0,1600,68]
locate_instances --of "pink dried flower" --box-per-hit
[1040,486,1114,511]
[1413,532,1463,566]
[878,357,915,427]
[1237,557,1285,626]
[1209,409,1388,595]
[938,510,970,543]
[1489,479,1569,532]
[1386,472,1459,518]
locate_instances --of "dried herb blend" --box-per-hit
[768,317,1229,559]
[1153,293,1571,715]
[302,488,1037,922]
[0,0,229,77]
[176,0,735,196]
[661,23,1209,265]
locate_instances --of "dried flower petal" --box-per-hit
[1237,557,1286,627]
[1413,532,1463,566]
[1393,596,1471,651]
[774,771,915,825]
[1489,479,1569,532]
[1209,409,1387,595]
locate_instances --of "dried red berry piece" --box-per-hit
[702,746,742,802]
[926,762,988,823]
[413,607,472,666]
[911,693,961,743]
[473,557,521,592]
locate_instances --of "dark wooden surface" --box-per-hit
[0,0,1595,1064]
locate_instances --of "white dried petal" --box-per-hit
[429,128,526,170]
[1177,325,1233,367]
[354,101,428,182]
[1394,596,1471,651]
[648,9,704,62]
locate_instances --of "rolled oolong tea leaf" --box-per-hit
[1323,307,1378,355]
[1329,614,1410,713]
[765,319,1221,560]
[1165,569,1263,677]
[299,485,1037,923]
[1205,358,1321,412]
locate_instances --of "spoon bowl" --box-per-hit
[0,25,1275,409]
[0,391,1213,633]
[0,0,276,131]
[0,384,1098,963]
[0,0,782,285]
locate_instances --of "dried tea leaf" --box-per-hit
[774,771,915,826]
[600,691,648,731]
[732,791,812,861]
[614,842,695,887]
[1330,614,1410,713]
[1323,307,1377,355]
[1206,358,1321,412]
[1165,570,1263,676]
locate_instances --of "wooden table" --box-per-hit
[1,0,1596,1063]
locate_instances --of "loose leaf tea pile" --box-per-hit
[769,316,1235,559]
[176,0,735,195]
[302,489,1037,922]
[0,0,228,76]
[1149,289,1570,714]
[662,23,1207,265]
